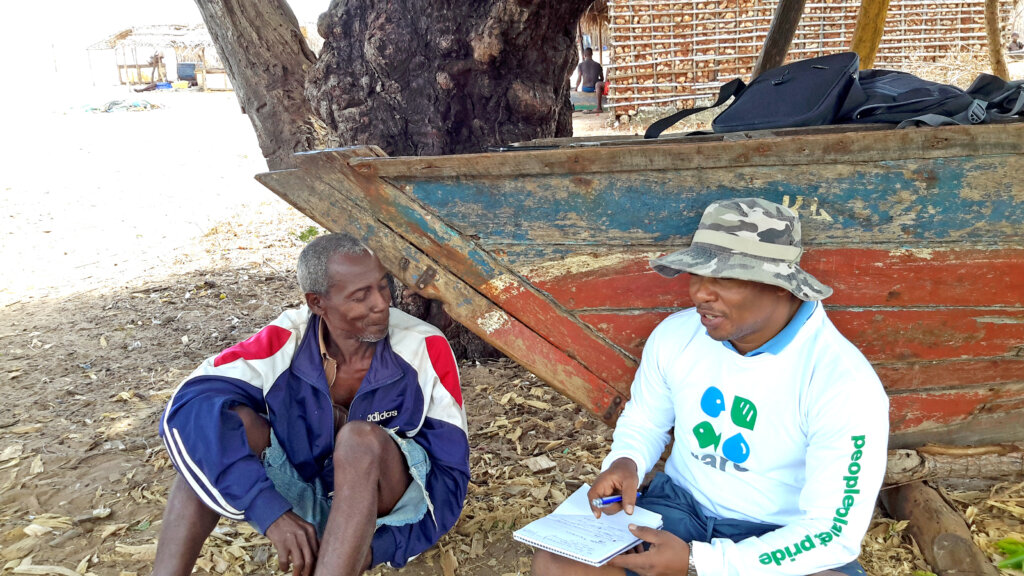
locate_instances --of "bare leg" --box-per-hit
[313,421,412,576]
[532,550,626,576]
[595,81,605,112]
[153,407,270,576]
[152,477,221,576]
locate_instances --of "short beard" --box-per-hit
[357,331,387,343]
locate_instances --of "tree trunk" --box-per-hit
[198,0,593,358]
[195,0,333,169]
[985,0,1011,79]
[753,0,807,77]
[306,0,591,156]
[850,0,891,69]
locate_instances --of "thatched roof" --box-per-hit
[580,0,609,29]
[88,25,215,51]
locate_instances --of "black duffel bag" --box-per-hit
[644,52,1017,138]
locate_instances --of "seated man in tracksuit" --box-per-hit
[153,233,470,576]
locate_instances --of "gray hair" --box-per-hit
[297,233,371,294]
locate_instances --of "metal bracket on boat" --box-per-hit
[415,266,438,290]
[396,257,438,290]
[603,395,624,421]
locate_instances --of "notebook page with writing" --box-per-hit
[512,484,663,566]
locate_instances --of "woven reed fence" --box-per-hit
[606,0,1015,111]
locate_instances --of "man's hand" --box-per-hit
[588,457,640,518]
[608,525,691,576]
[266,511,320,576]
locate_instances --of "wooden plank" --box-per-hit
[510,123,891,149]
[577,310,669,359]
[579,308,1024,362]
[890,412,1024,449]
[850,0,891,69]
[391,155,1024,245]
[829,308,1024,362]
[350,123,1024,178]
[255,167,628,426]
[888,382,1024,432]
[875,358,1024,392]
[292,150,639,391]
[518,247,1024,310]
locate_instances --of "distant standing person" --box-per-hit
[575,47,606,114]
[1008,31,1023,52]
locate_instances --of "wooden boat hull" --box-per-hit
[258,123,1024,448]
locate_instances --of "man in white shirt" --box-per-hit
[532,198,889,576]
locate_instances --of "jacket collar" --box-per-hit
[292,313,404,390]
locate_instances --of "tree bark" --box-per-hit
[752,0,807,77]
[306,0,592,156]
[197,0,594,358]
[195,0,333,169]
[985,0,1011,79]
[885,446,1024,485]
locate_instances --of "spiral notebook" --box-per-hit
[512,484,663,567]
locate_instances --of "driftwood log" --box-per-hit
[885,445,1024,485]
[880,482,999,576]
[879,446,1022,576]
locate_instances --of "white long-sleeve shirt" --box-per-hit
[604,302,889,576]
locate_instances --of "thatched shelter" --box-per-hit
[88,25,233,90]
[580,0,612,63]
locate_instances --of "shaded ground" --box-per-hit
[1,87,1020,576]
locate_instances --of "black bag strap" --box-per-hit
[644,78,746,139]
[966,73,1024,119]
[895,99,989,128]
[897,73,1024,128]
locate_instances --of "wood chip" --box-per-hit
[12,565,80,576]
[522,455,557,473]
[114,543,157,561]
[0,537,40,562]
[440,547,458,576]
[212,554,229,572]
[22,524,52,537]
[0,445,24,462]
[98,523,128,541]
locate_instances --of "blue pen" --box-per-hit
[591,492,642,508]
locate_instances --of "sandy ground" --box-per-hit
[0,89,633,576]
[3,87,1017,576]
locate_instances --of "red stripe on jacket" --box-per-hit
[214,325,292,367]
[425,335,462,407]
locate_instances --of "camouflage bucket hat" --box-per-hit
[650,198,833,301]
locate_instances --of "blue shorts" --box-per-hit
[626,473,865,576]
[581,86,596,93]
[262,427,431,537]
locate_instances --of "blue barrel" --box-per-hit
[177,63,197,81]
